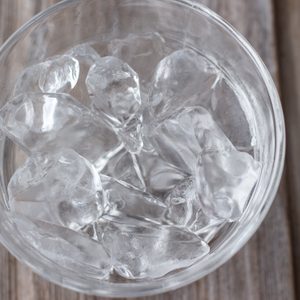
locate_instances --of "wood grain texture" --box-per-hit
[274,0,300,297]
[0,0,296,299]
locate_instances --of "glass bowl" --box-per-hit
[0,0,285,297]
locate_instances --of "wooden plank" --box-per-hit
[0,0,295,299]
[273,0,300,298]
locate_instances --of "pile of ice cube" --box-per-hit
[0,33,260,280]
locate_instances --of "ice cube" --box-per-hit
[86,56,143,153]
[150,107,227,174]
[184,106,233,152]
[97,215,209,279]
[39,55,79,93]
[150,106,231,173]
[101,147,145,190]
[14,55,79,96]
[151,106,259,221]
[101,175,167,223]
[135,149,187,196]
[13,64,42,95]
[117,115,144,154]
[102,146,186,197]
[0,93,83,144]
[70,117,120,164]
[67,43,100,66]
[0,93,120,163]
[14,215,111,278]
[150,115,199,174]
[164,177,224,241]
[196,149,260,221]
[164,177,199,226]
[8,149,104,230]
[149,48,218,121]
[86,56,141,125]
[108,33,168,89]
[188,210,225,242]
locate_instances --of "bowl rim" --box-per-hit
[0,0,286,297]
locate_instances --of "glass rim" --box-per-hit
[0,0,286,297]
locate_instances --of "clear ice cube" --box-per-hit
[101,147,145,190]
[0,93,120,163]
[149,115,199,174]
[86,56,141,124]
[150,106,231,173]
[117,115,144,154]
[14,55,80,96]
[164,177,199,227]
[149,48,218,121]
[102,145,186,197]
[196,149,260,220]
[135,149,187,196]
[13,64,42,96]
[86,56,143,153]
[8,149,104,230]
[185,106,233,152]
[188,210,225,242]
[0,93,83,151]
[101,175,167,223]
[14,216,111,278]
[108,33,168,89]
[98,215,209,279]
[164,177,224,241]
[67,43,101,66]
[151,106,259,220]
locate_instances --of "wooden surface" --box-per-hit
[0,0,297,299]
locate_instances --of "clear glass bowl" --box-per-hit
[0,0,285,297]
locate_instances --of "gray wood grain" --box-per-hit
[274,0,300,297]
[0,0,296,299]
